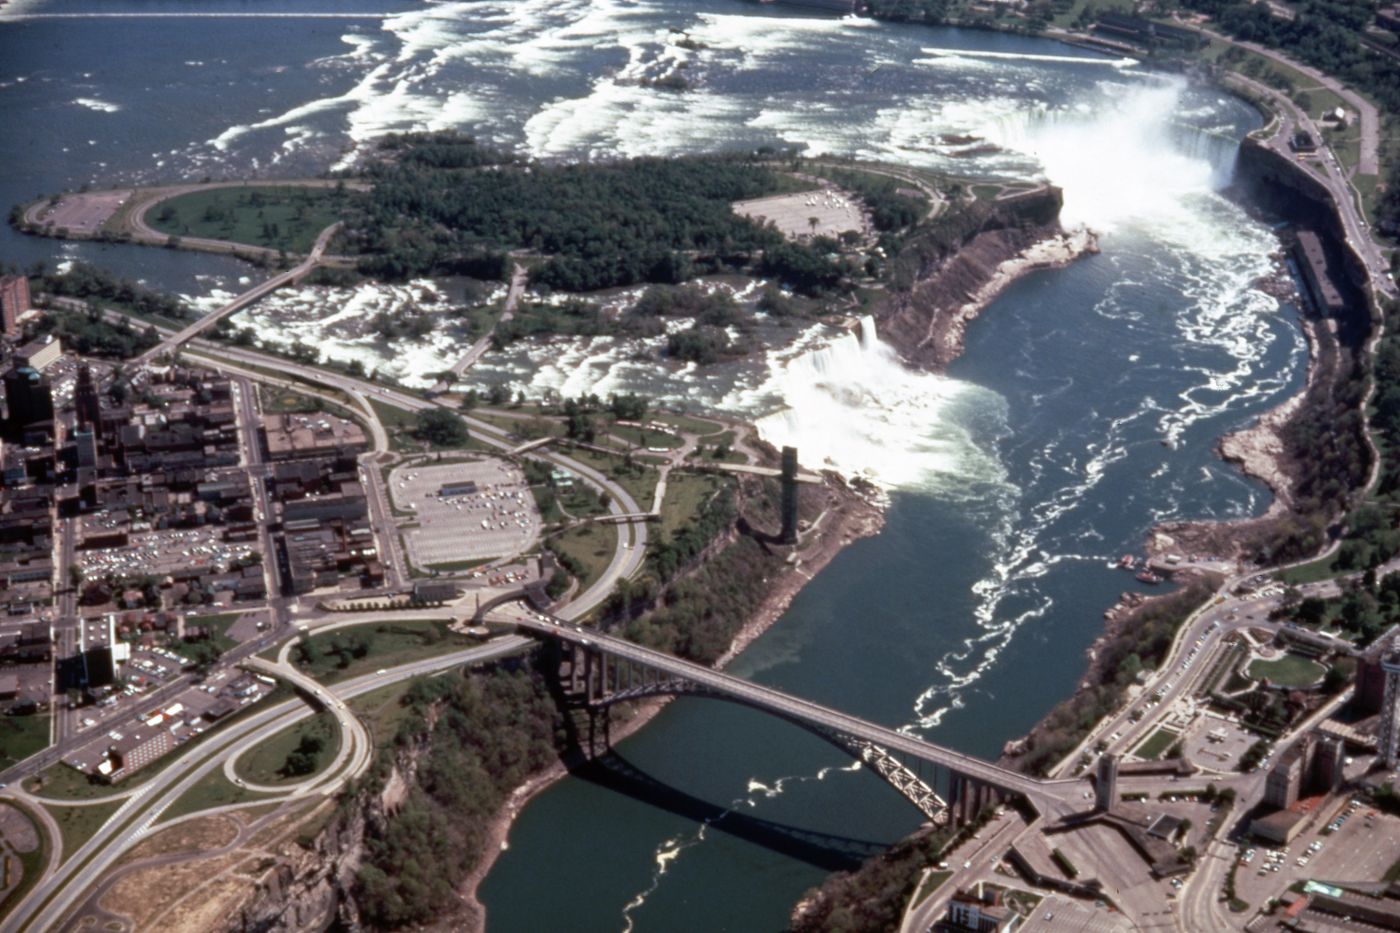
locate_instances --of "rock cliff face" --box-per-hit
[874,186,1078,369]
[219,736,433,933]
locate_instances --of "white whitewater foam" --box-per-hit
[750,316,1009,492]
[73,97,121,113]
[919,45,1137,67]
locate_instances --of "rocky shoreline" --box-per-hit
[892,225,1100,369]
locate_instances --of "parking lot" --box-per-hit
[1237,796,1400,906]
[33,190,131,236]
[731,186,869,241]
[79,524,256,579]
[1179,712,1256,772]
[389,459,540,570]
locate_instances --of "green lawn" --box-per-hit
[47,800,123,864]
[661,473,729,537]
[913,869,954,905]
[186,611,249,653]
[349,680,424,748]
[235,712,341,786]
[161,769,275,823]
[1277,553,1343,586]
[653,412,725,436]
[562,446,659,509]
[0,800,49,919]
[1248,655,1326,688]
[1133,728,1181,762]
[423,557,494,574]
[607,423,682,450]
[550,522,619,592]
[1384,854,1400,882]
[293,620,473,685]
[145,185,356,253]
[0,713,49,769]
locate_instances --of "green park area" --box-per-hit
[549,522,620,593]
[0,802,49,918]
[48,799,123,864]
[162,769,276,822]
[0,714,49,769]
[144,184,356,253]
[1133,727,1181,761]
[661,473,730,536]
[1248,654,1326,688]
[293,620,473,685]
[235,711,341,786]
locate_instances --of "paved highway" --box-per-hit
[1,637,531,933]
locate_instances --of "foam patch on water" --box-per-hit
[73,97,121,113]
[619,759,865,931]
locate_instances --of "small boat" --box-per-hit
[1117,554,1136,570]
[1136,570,1163,585]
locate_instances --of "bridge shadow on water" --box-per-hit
[571,750,889,872]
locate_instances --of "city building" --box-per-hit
[1293,230,1346,317]
[2,366,55,442]
[943,885,1016,932]
[14,335,61,373]
[0,275,30,339]
[261,412,367,461]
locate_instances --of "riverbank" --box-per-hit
[875,187,1090,370]
[457,471,886,930]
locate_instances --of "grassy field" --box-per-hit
[48,799,123,864]
[661,473,729,537]
[294,620,473,685]
[564,446,659,509]
[653,412,724,436]
[1133,728,1181,762]
[607,422,682,450]
[1277,553,1344,585]
[145,185,355,253]
[423,557,494,574]
[0,713,49,769]
[235,711,342,786]
[372,399,492,453]
[912,869,954,906]
[186,611,249,653]
[162,769,275,822]
[349,680,423,748]
[550,522,619,592]
[1248,654,1326,688]
[0,800,49,919]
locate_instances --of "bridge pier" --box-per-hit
[949,774,1003,828]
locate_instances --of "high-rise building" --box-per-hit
[2,366,55,441]
[1095,753,1119,812]
[1311,734,1346,792]
[1379,636,1400,769]
[780,445,799,545]
[0,275,30,339]
[1263,745,1305,810]
[74,363,101,428]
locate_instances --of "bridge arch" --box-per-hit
[577,674,953,824]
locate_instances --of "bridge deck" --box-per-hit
[505,609,1085,809]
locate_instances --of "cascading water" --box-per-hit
[751,316,1008,492]
[979,79,1241,232]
